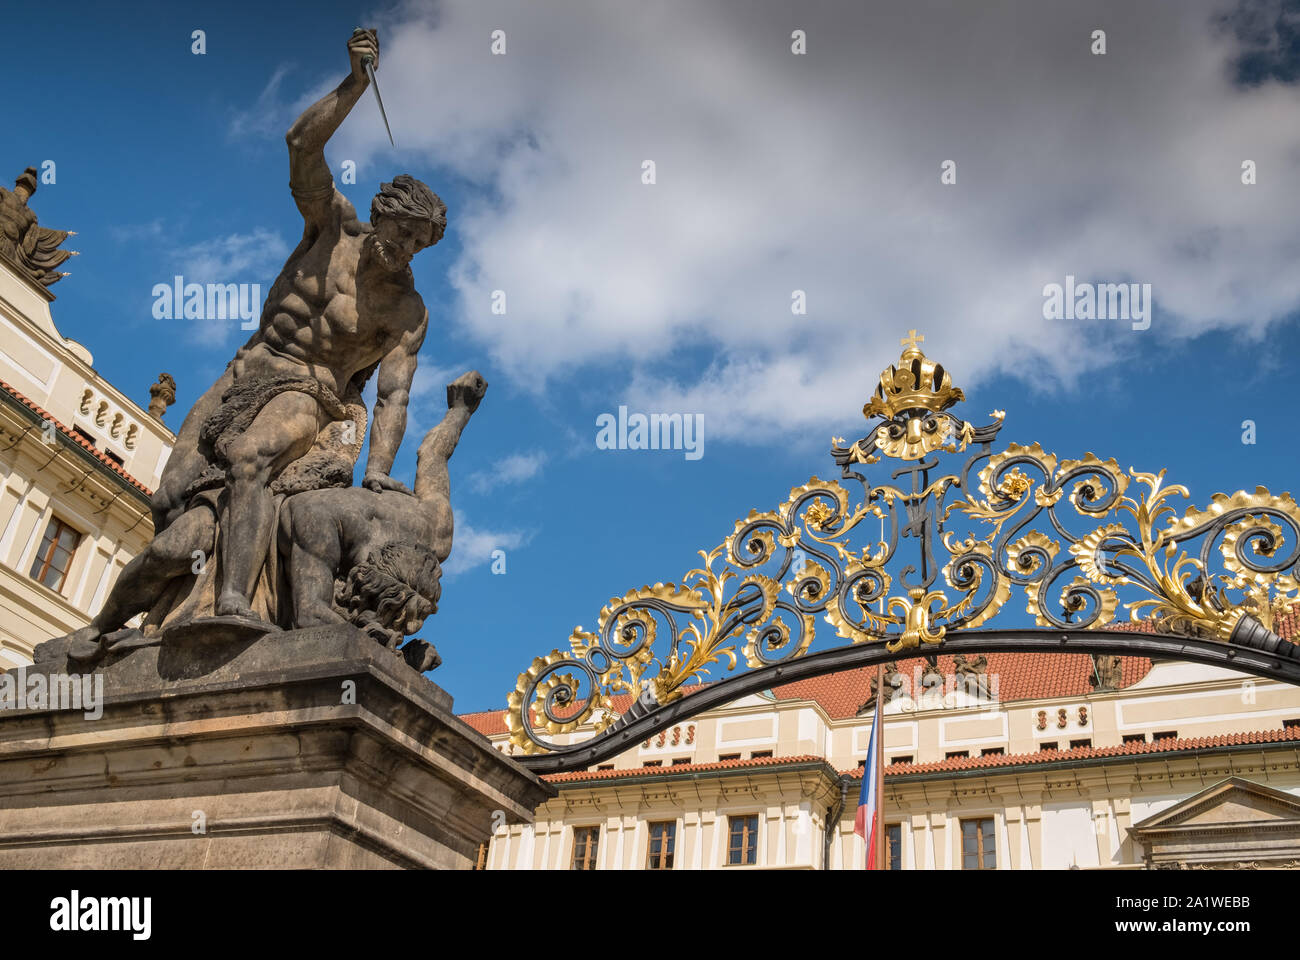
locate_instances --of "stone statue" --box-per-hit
[921,655,944,689]
[40,30,467,674]
[163,28,443,625]
[953,652,989,697]
[0,166,77,288]
[1092,653,1123,691]
[148,373,176,419]
[856,661,904,714]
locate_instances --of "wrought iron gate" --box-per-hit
[505,332,1300,773]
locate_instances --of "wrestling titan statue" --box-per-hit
[54,29,455,663]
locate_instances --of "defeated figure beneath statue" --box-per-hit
[278,370,488,671]
[40,371,487,673]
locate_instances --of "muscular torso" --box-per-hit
[232,199,424,396]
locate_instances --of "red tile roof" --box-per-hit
[542,753,829,784]
[537,727,1300,786]
[460,709,510,736]
[771,652,1153,720]
[0,378,153,496]
[840,724,1300,778]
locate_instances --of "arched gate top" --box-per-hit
[505,331,1300,771]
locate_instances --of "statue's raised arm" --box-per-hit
[285,29,378,230]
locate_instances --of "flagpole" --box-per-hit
[875,661,886,870]
[875,512,888,871]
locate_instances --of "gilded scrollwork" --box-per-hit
[505,333,1300,754]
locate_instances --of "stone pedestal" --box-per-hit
[0,624,552,868]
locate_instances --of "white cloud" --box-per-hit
[177,228,288,280]
[443,510,532,576]
[409,362,462,401]
[294,0,1300,442]
[467,450,546,493]
[173,228,289,346]
[228,64,300,140]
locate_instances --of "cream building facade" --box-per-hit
[464,636,1300,870]
[0,256,174,667]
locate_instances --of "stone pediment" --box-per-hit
[1133,777,1300,832]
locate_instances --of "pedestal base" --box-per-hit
[0,624,552,868]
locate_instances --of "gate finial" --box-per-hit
[864,331,966,422]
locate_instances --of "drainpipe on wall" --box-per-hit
[824,777,849,870]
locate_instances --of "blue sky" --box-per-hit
[7,0,1300,711]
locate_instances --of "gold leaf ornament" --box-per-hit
[1027,575,1118,628]
[1219,511,1295,588]
[978,443,1059,501]
[1070,523,1130,585]
[507,649,615,755]
[941,536,1010,629]
[824,559,897,642]
[1006,530,1060,575]
[1057,453,1129,514]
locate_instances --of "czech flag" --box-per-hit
[854,691,882,868]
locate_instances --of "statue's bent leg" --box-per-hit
[151,364,234,531]
[280,493,347,628]
[62,508,216,659]
[216,391,322,619]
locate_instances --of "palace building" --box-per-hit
[464,630,1300,870]
[0,168,175,667]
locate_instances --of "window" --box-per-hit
[1284,719,1300,730]
[727,814,759,865]
[642,760,662,767]
[718,753,740,762]
[102,449,124,467]
[571,826,600,870]
[885,823,902,870]
[596,764,614,770]
[981,747,1005,757]
[28,517,79,592]
[1153,730,1178,742]
[961,817,996,870]
[945,750,969,760]
[670,758,690,766]
[889,755,913,765]
[71,426,97,448]
[750,750,773,759]
[646,821,676,869]
[1040,742,1058,752]
[1122,734,1146,745]
[1069,738,1092,750]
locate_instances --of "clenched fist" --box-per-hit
[348,28,379,83]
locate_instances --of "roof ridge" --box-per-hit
[543,752,827,783]
[841,723,1300,777]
